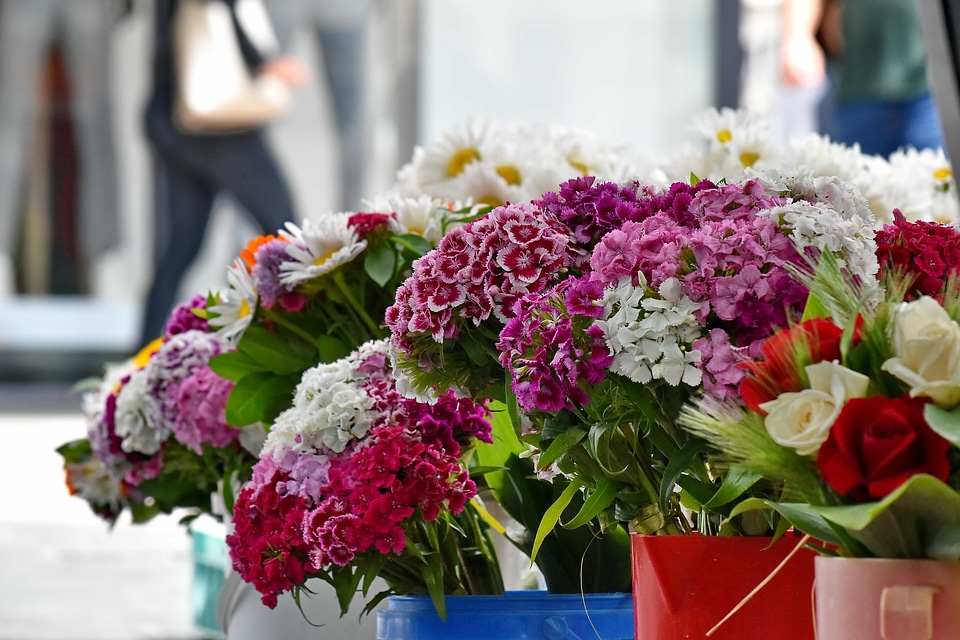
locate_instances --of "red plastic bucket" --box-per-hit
[631,534,816,639]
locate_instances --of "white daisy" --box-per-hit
[278,214,367,285]
[411,119,492,187]
[207,261,258,343]
[431,160,528,209]
[363,193,450,246]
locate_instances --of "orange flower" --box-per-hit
[240,235,281,270]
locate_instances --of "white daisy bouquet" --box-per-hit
[386,170,879,543]
[394,119,645,209]
[679,217,960,560]
[225,339,504,618]
[658,107,960,227]
[59,296,264,524]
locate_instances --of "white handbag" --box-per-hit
[173,0,291,134]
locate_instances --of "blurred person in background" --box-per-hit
[139,0,307,345]
[0,0,124,296]
[266,0,374,212]
[780,0,945,156]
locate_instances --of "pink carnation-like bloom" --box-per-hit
[171,366,240,454]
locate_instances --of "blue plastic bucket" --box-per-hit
[376,591,633,640]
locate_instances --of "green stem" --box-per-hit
[259,305,325,350]
[332,271,387,338]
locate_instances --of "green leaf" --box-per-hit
[237,325,316,375]
[537,427,587,471]
[924,404,960,447]
[703,465,763,509]
[659,437,706,513]
[393,233,433,256]
[313,334,351,363]
[422,553,447,620]
[474,401,525,496]
[364,242,397,288]
[56,438,93,463]
[225,372,297,426]
[208,350,265,381]
[530,479,581,562]
[801,290,832,322]
[563,475,618,529]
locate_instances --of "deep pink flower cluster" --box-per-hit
[228,423,477,607]
[874,209,960,299]
[227,471,313,609]
[348,211,393,237]
[228,342,491,607]
[497,280,612,412]
[386,202,579,356]
[171,366,241,454]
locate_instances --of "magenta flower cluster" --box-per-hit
[385,202,579,356]
[497,280,612,412]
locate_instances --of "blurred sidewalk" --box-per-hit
[0,384,209,640]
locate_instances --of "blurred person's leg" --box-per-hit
[206,132,296,233]
[314,19,369,211]
[309,1,373,212]
[139,155,217,344]
[833,100,899,157]
[59,0,121,264]
[0,0,57,289]
[900,92,946,153]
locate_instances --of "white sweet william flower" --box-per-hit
[113,369,167,455]
[760,360,870,456]
[882,296,960,408]
[597,276,702,387]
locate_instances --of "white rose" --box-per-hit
[882,296,960,408]
[760,361,870,456]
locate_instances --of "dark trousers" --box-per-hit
[139,91,295,344]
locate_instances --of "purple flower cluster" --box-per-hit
[497,280,612,412]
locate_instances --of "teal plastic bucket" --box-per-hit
[376,592,633,640]
[189,518,228,638]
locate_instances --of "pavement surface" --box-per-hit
[0,384,210,640]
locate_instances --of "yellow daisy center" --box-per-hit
[478,196,502,208]
[568,159,590,176]
[239,298,251,319]
[313,248,338,268]
[740,151,760,167]
[496,165,522,186]
[716,129,732,143]
[448,147,481,177]
[934,167,953,181]
[133,337,165,370]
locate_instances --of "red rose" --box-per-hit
[740,318,845,413]
[817,396,952,502]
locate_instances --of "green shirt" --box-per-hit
[835,0,930,103]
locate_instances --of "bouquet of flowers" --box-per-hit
[226,339,503,617]
[386,170,880,544]
[680,212,960,560]
[59,296,264,524]
[204,195,479,430]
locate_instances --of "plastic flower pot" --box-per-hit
[631,534,816,640]
[815,557,960,640]
[376,591,633,640]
